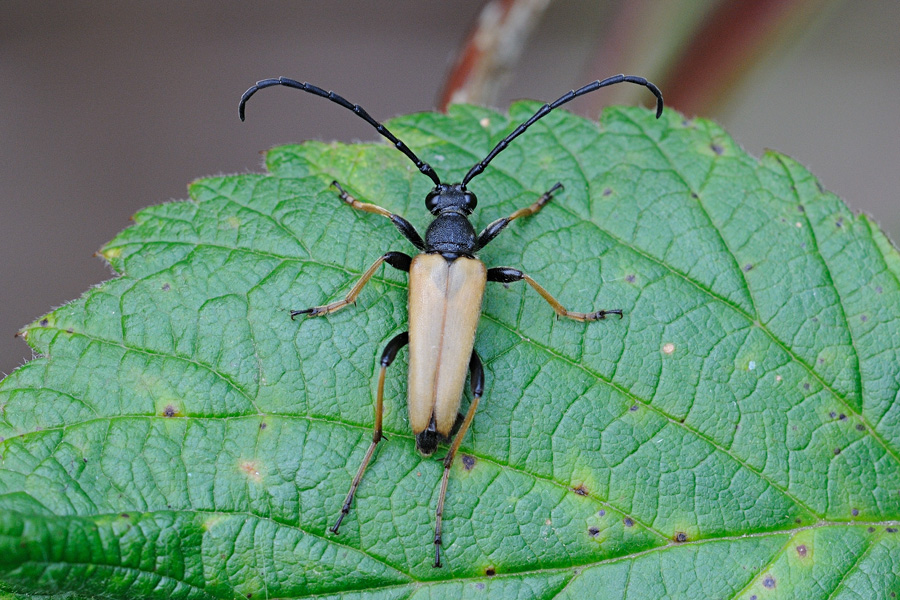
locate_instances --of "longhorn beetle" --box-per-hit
[240,74,663,567]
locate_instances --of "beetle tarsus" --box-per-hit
[588,309,624,320]
[433,534,443,568]
[290,305,330,319]
[330,510,348,534]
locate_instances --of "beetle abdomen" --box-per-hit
[407,254,486,454]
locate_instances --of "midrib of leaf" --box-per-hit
[8,342,898,544]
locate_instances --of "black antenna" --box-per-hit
[240,77,443,187]
[462,74,664,186]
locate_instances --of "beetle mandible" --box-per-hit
[239,74,663,567]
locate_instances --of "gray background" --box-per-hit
[2,1,898,376]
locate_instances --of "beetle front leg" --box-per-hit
[331,331,409,535]
[291,251,411,318]
[487,267,623,321]
[433,350,484,568]
[475,182,563,250]
[332,181,426,250]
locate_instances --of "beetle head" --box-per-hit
[425,183,477,215]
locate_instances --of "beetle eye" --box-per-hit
[464,191,477,212]
[425,187,442,212]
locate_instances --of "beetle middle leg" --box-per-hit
[291,251,411,318]
[487,267,623,321]
[331,331,409,535]
[433,350,484,568]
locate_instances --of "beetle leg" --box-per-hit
[331,331,409,535]
[291,251,411,318]
[433,350,484,568]
[332,181,426,250]
[475,182,563,250]
[487,267,623,321]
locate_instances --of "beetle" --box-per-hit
[239,74,663,567]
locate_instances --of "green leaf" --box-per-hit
[2,103,899,598]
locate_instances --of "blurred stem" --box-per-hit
[440,0,839,117]
[437,0,553,111]
[657,0,838,115]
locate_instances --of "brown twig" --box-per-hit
[438,0,553,111]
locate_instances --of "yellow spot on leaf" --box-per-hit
[101,247,122,260]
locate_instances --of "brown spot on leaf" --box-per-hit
[120,513,130,519]
[852,508,859,516]
[856,424,866,431]
[834,447,842,455]
[763,575,776,589]
[796,544,807,557]
[163,405,177,417]
[462,454,476,471]
[887,527,898,533]
[674,532,688,543]
[162,283,171,291]
[588,527,600,537]
[602,188,612,196]
[39,319,48,327]
[623,517,634,527]
[485,567,496,577]
[710,143,723,155]
[625,274,635,283]
[743,264,753,272]
[239,460,263,483]
[259,422,267,430]
[573,484,588,496]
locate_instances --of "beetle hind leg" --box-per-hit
[433,350,484,568]
[330,331,409,535]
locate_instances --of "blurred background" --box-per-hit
[1,0,898,376]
